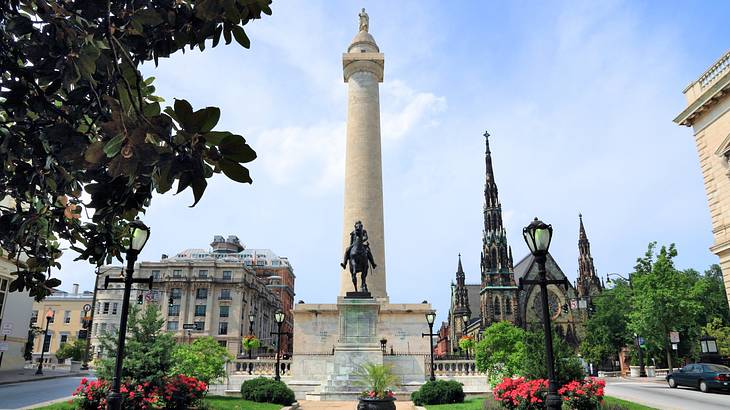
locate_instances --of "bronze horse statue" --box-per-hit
[341,221,376,293]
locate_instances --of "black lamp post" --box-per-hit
[35,309,54,375]
[422,311,437,381]
[107,220,151,410]
[270,310,290,381]
[633,333,646,377]
[248,313,255,359]
[461,312,471,361]
[519,218,566,410]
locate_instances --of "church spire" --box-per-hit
[577,213,603,298]
[454,254,470,317]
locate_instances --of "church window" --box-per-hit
[505,297,512,314]
[494,297,501,315]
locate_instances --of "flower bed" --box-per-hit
[493,377,606,410]
[73,375,206,409]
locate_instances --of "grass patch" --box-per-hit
[30,402,75,410]
[203,395,284,410]
[425,397,485,409]
[601,396,658,410]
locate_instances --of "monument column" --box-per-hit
[340,9,387,299]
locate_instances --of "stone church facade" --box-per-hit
[445,133,603,353]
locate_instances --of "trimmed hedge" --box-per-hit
[240,377,295,405]
[411,380,465,406]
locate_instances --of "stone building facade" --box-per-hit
[674,50,730,308]
[93,235,294,359]
[31,285,94,364]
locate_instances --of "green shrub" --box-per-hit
[410,380,464,406]
[240,377,294,405]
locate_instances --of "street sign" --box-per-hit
[672,343,678,350]
[669,331,680,343]
[183,324,197,330]
[0,342,8,352]
[1,322,13,335]
[83,304,92,312]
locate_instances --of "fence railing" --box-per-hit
[429,359,483,376]
[699,50,730,89]
[230,358,292,376]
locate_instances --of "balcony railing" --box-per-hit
[698,50,730,89]
[429,359,483,377]
[230,358,292,376]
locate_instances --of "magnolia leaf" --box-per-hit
[84,141,106,164]
[174,99,194,130]
[103,135,126,157]
[219,135,257,163]
[203,131,232,145]
[219,159,252,184]
[190,178,208,207]
[192,107,220,133]
[231,26,251,48]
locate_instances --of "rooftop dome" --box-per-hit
[348,31,379,53]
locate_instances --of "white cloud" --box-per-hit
[381,80,447,141]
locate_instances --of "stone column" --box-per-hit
[340,22,387,300]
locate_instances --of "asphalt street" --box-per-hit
[606,380,730,410]
[0,376,86,409]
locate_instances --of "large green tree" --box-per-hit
[629,243,703,370]
[474,321,526,386]
[171,336,233,384]
[0,0,271,300]
[579,280,632,367]
[96,304,176,383]
[521,327,584,386]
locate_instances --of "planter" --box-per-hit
[647,366,656,377]
[357,397,396,410]
[629,366,640,377]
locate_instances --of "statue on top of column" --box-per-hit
[358,8,369,32]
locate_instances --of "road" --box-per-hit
[0,376,86,409]
[606,380,730,410]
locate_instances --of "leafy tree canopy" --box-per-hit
[522,327,584,386]
[703,317,730,356]
[55,338,86,361]
[171,336,233,384]
[579,280,632,365]
[0,0,272,300]
[474,321,526,386]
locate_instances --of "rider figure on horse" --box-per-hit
[340,220,377,270]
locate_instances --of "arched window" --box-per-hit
[505,297,512,314]
[494,296,501,316]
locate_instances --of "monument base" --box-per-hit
[345,291,373,299]
[291,298,433,400]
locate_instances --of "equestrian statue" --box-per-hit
[340,220,377,293]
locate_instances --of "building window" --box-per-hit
[256,260,265,266]
[172,270,182,278]
[42,333,52,352]
[112,303,118,315]
[244,260,253,266]
[171,288,182,299]
[31,310,38,324]
[64,311,71,324]
[218,340,227,348]
[100,323,107,333]
[167,321,179,331]
[505,297,512,314]
[152,270,161,280]
[96,303,101,314]
[220,289,231,300]
[198,270,208,278]
[60,334,68,345]
[195,305,206,316]
[222,271,232,281]
[103,302,110,314]
[168,305,180,316]
[220,306,229,318]
[494,297,501,316]
[194,321,205,332]
[196,288,208,300]
[218,322,228,335]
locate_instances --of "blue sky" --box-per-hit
[55,0,730,325]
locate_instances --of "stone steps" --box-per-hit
[297,400,419,410]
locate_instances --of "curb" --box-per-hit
[0,372,87,386]
[21,396,74,409]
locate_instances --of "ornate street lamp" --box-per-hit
[422,311,437,381]
[107,220,151,410]
[271,310,290,381]
[633,333,646,377]
[248,313,255,359]
[519,218,565,410]
[35,309,55,375]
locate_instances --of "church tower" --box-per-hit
[479,132,519,326]
[576,214,603,299]
[453,254,471,325]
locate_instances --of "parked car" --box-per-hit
[666,363,730,392]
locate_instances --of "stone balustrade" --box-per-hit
[229,358,292,376]
[429,359,483,377]
[699,50,730,89]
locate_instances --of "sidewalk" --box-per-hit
[297,401,421,410]
[0,368,88,386]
